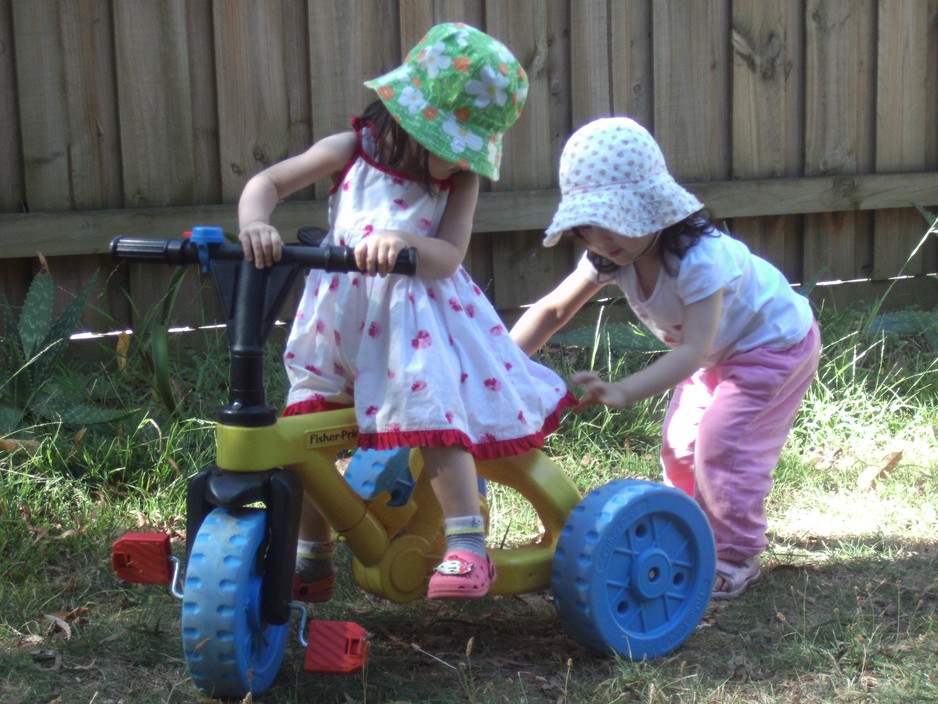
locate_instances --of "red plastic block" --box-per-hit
[305,620,369,674]
[111,533,173,585]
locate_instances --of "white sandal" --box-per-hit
[712,555,760,600]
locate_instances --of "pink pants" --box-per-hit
[661,320,820,562]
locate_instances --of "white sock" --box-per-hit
[443,515,486,558]
[295,539,334,581]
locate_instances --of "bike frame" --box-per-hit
[113,232,581,625]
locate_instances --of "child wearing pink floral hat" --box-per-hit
[511,117,820,600]
[238,23,574,601]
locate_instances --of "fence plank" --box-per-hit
[653,0,731,181]
[921,0,938,274]
[11,0,122,211]
[609,0,654,129]
[0,0,24,211]
[282,1,314,201]
[113,1,207,327]
[0,259,31,313]
[569,0,611,127]
[308,0,401,199]
[213,1,306,200]
[214,2,290,203]
[544,0,571,165]
[113,1,196,207]
[730,0,804,279]
[60,0,122,210]
[873,0,930,278]
[12,0,72,211]
[803,0,876,281]
[929,1,938,173]
[731,1,803,180]
[486,1,564,310]
[186,0,222,205]
[491,231,577,315]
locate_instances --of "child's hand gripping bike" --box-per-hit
[109,226,716,699]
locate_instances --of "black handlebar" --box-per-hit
[109,236,419,276]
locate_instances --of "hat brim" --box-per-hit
[365,71,503,181]
[543,179,703,247]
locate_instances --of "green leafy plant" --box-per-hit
[130,264,190,418]
[122,230,239,417]
[0,255,132,434]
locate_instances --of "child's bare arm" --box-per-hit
[509,271,602,356]
[238,131,357,268]
[572,290,723,410]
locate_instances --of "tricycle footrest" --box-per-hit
[111,533,173,584]
[304,620,369,674]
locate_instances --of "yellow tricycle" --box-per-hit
[109,227,714,698]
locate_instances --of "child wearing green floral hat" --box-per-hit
[238,23,575,601]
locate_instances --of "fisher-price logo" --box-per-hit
[305,426,358,449]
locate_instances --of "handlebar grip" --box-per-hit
[391,247,418,276]
[318,245,418,276]
[110,237,195,264]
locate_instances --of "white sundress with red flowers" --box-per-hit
[283,121,575,459]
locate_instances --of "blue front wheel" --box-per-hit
[181,507,291,697]
[552,479,715,660]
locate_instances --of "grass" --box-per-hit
[2,288,938,703]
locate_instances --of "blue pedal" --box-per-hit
[344,448,415,506]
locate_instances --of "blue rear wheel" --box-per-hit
[182,507,290,697]
[552,479,715,659]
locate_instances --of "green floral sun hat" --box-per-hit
[364,23,528,181]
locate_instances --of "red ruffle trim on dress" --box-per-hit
[283,399,353,416]
[282,391,577,461]
[358,390,578,461]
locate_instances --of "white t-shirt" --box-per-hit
[577,229,814,367]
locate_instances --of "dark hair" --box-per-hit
[583,209,716,279]
[360,100,436,192]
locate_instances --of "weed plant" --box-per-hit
[2,278,937,702]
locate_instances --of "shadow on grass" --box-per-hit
[2,531,936,703]
[668,536,938,703]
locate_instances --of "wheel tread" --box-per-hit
[181,508,290,697]
[552,479,715,659]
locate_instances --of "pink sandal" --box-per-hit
[712,555,760,600]
[427,551,495,599]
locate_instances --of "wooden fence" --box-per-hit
[1,0,937,335]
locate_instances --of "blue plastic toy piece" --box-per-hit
[344,448,416,506]
[182,507,290,697]
[189,225,226,272]
[552,478,715,660]
[344,448,487,506]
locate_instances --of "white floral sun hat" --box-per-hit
[364,23,528,181]
[543,117,703,246]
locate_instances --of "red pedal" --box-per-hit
[111,533,173,584]
[304,621,369,674]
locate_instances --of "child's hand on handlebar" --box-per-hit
[354,230,411,277]
[239,222,283,269]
